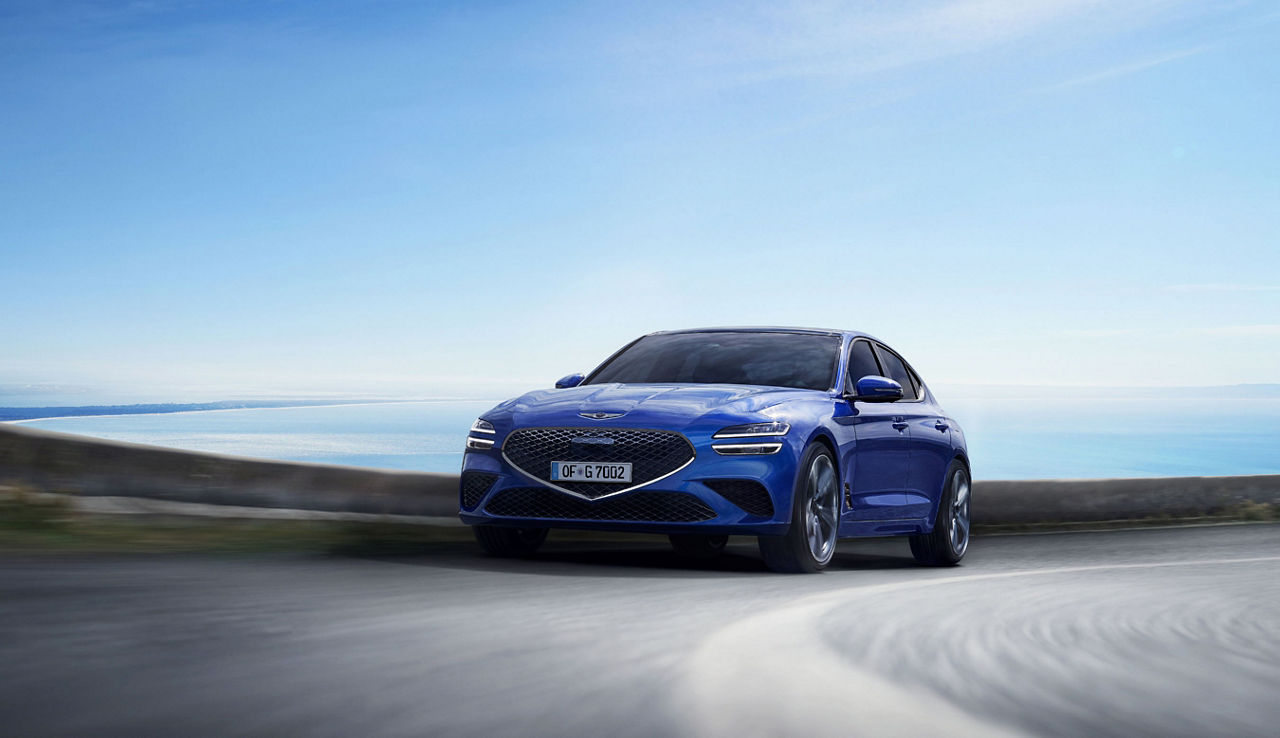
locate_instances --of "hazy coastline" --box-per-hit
[0,398,487,424]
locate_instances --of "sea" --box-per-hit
[10,395,1280,480]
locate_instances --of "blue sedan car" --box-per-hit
[459,327,970,573]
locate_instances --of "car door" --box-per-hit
[838,339,912,521]
[904,398,953,520]
[873,344,948,520]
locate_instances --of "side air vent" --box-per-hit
[703,479,774,517]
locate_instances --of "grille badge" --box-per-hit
[579,411,624,420]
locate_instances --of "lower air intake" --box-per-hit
[460,472,498,510]
[703,479,774,517]
[484,487,715,522]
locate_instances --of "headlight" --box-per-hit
[466,418,496,451]
[713,421,790,439]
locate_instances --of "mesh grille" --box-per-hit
[703,479,775,517]
[484,487,715,522]
[460,472,498,510]
[503,427,695,499]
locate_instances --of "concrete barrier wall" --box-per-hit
[3,424,1278,526]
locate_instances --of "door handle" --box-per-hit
[892,422,909,431]
[934,420,949,431]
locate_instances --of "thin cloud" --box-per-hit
[1064,324,1280,340]
[1062,328,1139,338]
[609,0,1203,85]
[1206,325,1280,337]
[1165,283,1280,293]
[1046,46,1211,90]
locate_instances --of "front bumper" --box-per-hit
[457,431,800,535]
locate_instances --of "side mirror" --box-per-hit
[847,375,902,403]
[555,373,585,389]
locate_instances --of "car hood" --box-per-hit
[493,383,821,428]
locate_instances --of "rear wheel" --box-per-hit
[473,525,548,557]
[758,444,840,573]
[669,534,728,559]
[909,461,970,566]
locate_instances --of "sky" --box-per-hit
[1,0,1277,402]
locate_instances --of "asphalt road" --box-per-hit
[2,524,1278,737]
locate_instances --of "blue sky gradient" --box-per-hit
[2,1,1277,400]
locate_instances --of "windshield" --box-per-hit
[586,332,840,391]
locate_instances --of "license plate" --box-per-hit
[551,461,632,483]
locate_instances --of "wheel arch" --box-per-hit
[804,429,841,520]
[917,452,971,535]
[806,429,841,482]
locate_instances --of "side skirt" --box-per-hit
[838,517,929,538]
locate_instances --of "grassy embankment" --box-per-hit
[0,484,474,555]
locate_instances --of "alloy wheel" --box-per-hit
[805,454,840,564]
[949,470,971,557]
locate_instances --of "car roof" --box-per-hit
[650,326,881,342]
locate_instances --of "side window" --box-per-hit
[873,345,919,401]
[908,367,925,399]
[844,340,881,392]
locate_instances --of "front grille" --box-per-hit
[460,472,498,510]
[703,479,774,517]
[503,427,695,499]
[484,487,715,522]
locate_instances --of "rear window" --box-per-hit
[587,332,841,391]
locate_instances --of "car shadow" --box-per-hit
[335,535,921,579]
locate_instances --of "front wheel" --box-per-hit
[473,525,548,557]
[757,443,840,573]
[909,461,970,566]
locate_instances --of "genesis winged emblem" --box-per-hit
[579,411,625,420]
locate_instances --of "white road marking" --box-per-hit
[679,556,1280,737]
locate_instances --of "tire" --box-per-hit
[473,525,548,557]
[909,460,970,566]
[669,534,729,559]
[757,443,840,573]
